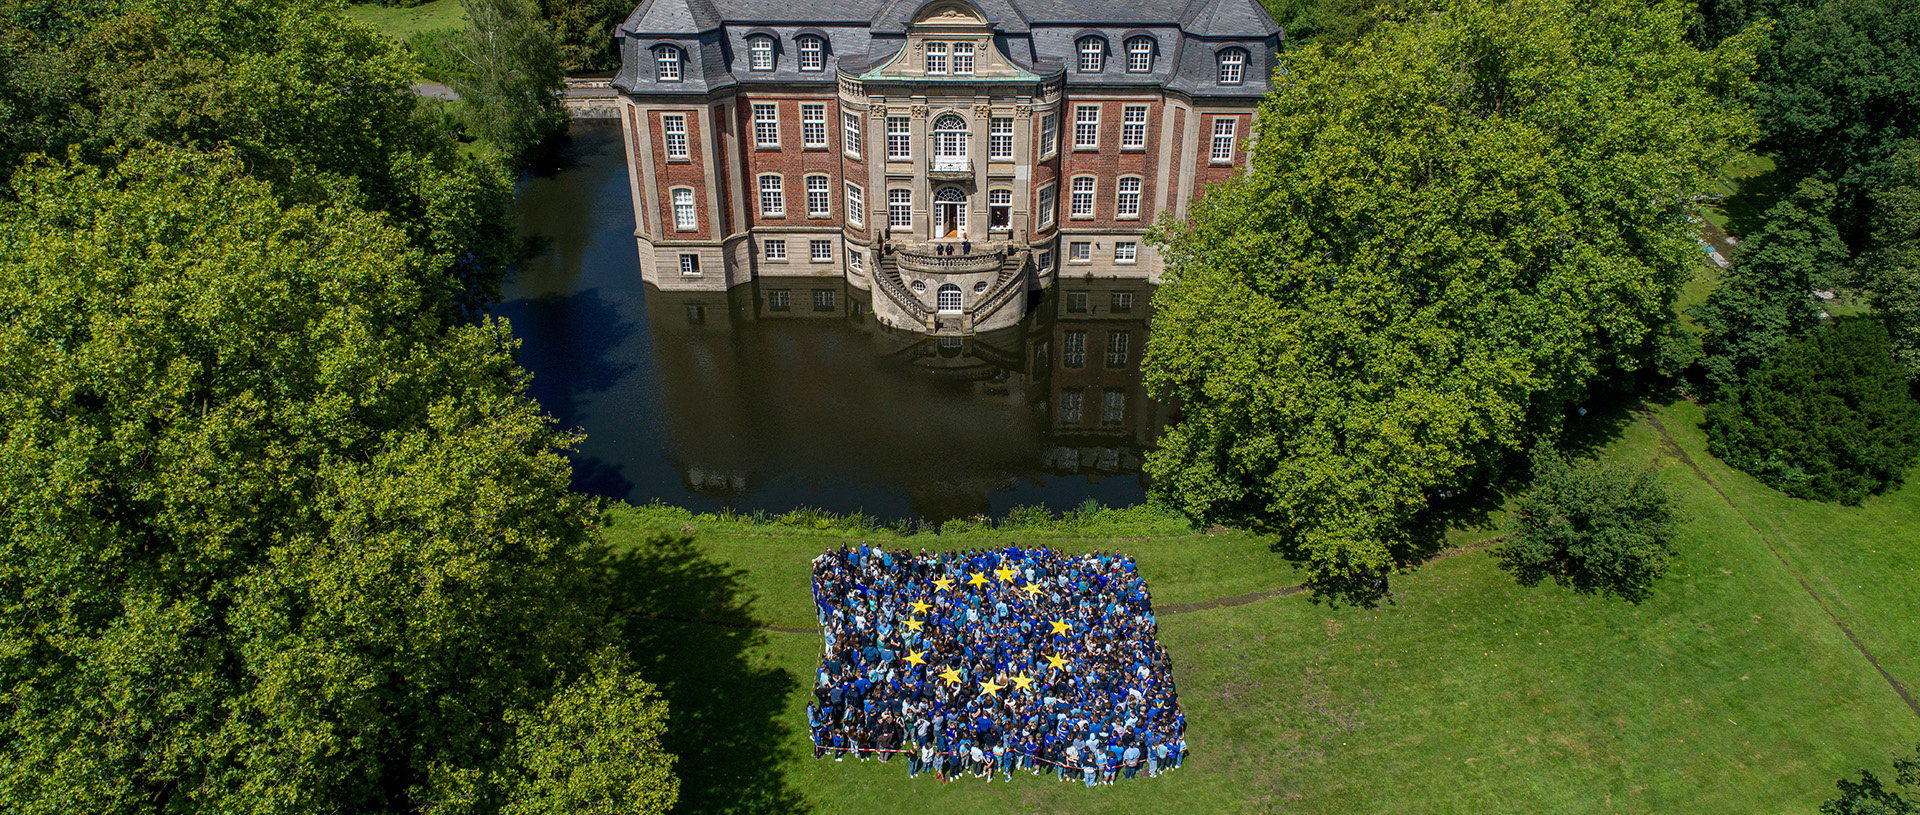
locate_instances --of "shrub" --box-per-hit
[1706,319,1920,503]
[1498,450,1682,603]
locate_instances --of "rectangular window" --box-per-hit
[671,188,697,230]
[754,103,779,147]
[1074,105,1099,149]
[952,42,974,74]
[1112,291,1134,311]
[1105,331,1130,367]
[1218,49,1245,85]
[802,104,826,147]
[1070,177,1095,217]
[989,117,1014,159]
[1063,331,1086,369]
[811,239,832,261]
[1116,177,1141,218]
[1039,113,1057,158]
[988,188,1011,231]
[663,114,689,159]
[846,184,864,226]
[1211,117,1236,162]
[806,175,830,217]
[1067,291,1088,312]
[887,117,911,159]
[799,37,824,71]
[1127,39,1152,72]
[843,112,862,155]
[750,37,774,71]
[1101,389,1125,423]
[1114,241,1137,263]
[764,238,787,261]
[759,175,784,216]
[925,41,947,74]
[889,188,912,227]
[769,290,790,311]
[656,48,681,81]
[1121,105,1147,148]
[1037,249,1053,272]
[847,247,864,273]
[814,289,835,310]
[1061,389,1083,423]
[1037,185,1055,229]
[1068,241,1090,262]
[679,253,701,276]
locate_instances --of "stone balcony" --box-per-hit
[927,155,973,181]
[892,244,1007,274]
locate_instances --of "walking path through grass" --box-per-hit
[606,399,1920,814]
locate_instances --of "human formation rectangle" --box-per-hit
[808,544,1188,783]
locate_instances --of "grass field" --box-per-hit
[604,399,1920,814]
[343,0,465,40]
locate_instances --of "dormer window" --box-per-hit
[1217,47,1246,84]
[1077,37,1105,72]
[654,45,682,81]
[925,41,948,74]
[749,35,775,71]
[1126,37,1153,72]
[952,41,974,74]
[798,35,824,70]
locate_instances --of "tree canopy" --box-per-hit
[1143,0,1760,593]
[0,145,674,814]
[1823,743,1920,815]
[1863,145,1920,379]
[1497,450,1682,603]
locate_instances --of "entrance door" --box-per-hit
[934,187,967,239]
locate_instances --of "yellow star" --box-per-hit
[939,666,964,685]
[1010,673,1034,691]
[1045,653,1069,671]
[1050,618,1071,635]
[932,577,954,592]
[994,566,1017,583]
[1021,583,1043,598]
[903,618,923,632]
[910,600,932,614]
[904,650,926,666]
[967,571,988,587]
[979,678,1005,697]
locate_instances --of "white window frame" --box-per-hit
[671,187,697,231]
[845,183,864,226]
[764,238,787,261]
[887,117,911,159]
[1037,248,1053,271]
[936,283,962,313]
[1070,176,1095,218]
[1116,176,1141,218]
[1036,184,1056,229]
[798,35,824,71]
[754,103,779,147]
[806,174,830,217]
[1078,37,1104,72]
[988,188,1012,232]
[952,41,974,75]
[889,188,913,228]
[925,41,948,74]
[1121,105,1147,149]
[749,35,775,71]
[655,46,682,81]
[679,253,701,276]
[810,239,832,261]
[758,174,784,217]
[1114,241,1137,263]
[989,117,1013,159]
[662,113,689,159]
[1127,37,1153,72]
[802,103,827,147]
[1074,105,1099,149]
[1039,113,1058,158]
[1218,48,1245,85]
[1068,241,1091,262]
[847,247,864,273]
[842,112,862,155]
[1211,117,1236,163]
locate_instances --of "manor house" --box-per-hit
[611,0,1281,333]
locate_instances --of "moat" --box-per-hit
[500,121,1167,522]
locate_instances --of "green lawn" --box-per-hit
[343,0,465,41]
[604,399,1920,814]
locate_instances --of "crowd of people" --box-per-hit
[807,543,1188,784]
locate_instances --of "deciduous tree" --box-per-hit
[1823,744,1920,815]
[1498,451,1681,603]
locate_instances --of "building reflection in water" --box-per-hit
[643,276,1170,521]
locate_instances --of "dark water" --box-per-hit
[499,120,1168,522]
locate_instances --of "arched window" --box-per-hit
[748,35,775,70]
[1077,37,1106,72]
[797,35,824,70]
[1217,47,1247,85]
[937,283,962,313]
[1126,37,1154,72]
[654,45,682,81]
[931,114,968,171]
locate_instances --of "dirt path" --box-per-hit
[1645,410,1920,721]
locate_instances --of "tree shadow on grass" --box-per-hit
[610,530,808,815]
